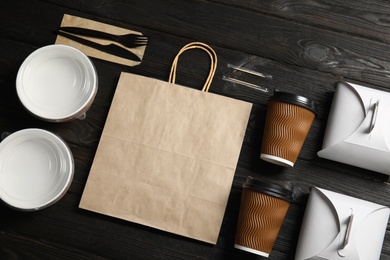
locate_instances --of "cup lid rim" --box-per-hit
[243,176,293,202]
[271,90,318,115]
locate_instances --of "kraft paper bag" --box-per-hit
[79,43,253,244]
[55,14,146,66]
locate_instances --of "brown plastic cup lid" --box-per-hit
[270,90,318,115]
[243,176,293,202]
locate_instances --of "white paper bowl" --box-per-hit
[0,129,74,211]
[16,44,98,122]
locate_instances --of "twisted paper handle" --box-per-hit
[169,42,217,92]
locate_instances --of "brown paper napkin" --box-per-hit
[55,14,146,66]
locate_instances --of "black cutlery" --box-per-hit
[60,26,148,48]
[57,30,141,62]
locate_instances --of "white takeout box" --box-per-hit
[295,187,389,260]
[318,81,390,174]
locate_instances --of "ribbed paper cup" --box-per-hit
[260,91,318,167]
[234,177,292,257]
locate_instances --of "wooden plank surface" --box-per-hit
[1,0,390,259]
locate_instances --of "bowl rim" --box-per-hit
[16,44,98,122]
[0,128,74,211]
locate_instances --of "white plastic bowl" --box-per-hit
[0,129,74,211]
[16,44,98,122]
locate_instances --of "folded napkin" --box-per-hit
[55,14,146,66]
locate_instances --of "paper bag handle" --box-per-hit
[169,42,217,92]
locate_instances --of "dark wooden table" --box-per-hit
[1,0,390,259]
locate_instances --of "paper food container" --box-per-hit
[295,187,389,260]
[318,81,390,174]
[16,44,98,122]
[0,129,74,211]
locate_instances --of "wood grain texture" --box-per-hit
[212,0,390,44]
[1,0,390,259]
[39,0,390,87]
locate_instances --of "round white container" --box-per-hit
[16,44,98,122]
[0,129,74,211]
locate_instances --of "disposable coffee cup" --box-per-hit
[260,91,318,167]
[234,176,292,257]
